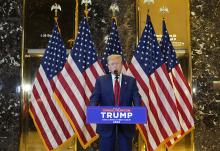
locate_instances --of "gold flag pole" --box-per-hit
[160,6,169,20]
[82,0,92,20]
[84,0,89,18]
[51,3,62,32]
[75,0,79,39]
[68,0,79,47]
[144,0,155,14]
[109,3,119,25]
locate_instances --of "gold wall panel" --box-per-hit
[137,0,190,50]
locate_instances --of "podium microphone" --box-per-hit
[114,69,119,151]
[114,70,119,79]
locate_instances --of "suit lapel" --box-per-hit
[120,75,128,104]
[107,74,114,103]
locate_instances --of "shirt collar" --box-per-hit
[111,73,122,87]
[111,73,122,81]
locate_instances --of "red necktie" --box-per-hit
[114,79,120,106]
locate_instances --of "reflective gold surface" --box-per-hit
[136,0,190,50]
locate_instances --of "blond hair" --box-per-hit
[107,54,122,63]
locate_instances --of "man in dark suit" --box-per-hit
[90,54,142,151]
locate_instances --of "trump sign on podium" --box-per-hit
[86,106,147,124]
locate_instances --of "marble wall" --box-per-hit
[0,0,22,150]
[79,0,136,61]
[0,0,219,151]
[190,0,220,151]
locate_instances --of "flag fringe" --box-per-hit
[29,109,76,151]
[137,124,182,151]
[53,93,99,149]
[165,127,195,149]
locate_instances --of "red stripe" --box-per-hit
[65,63,90,106]
[140,104,161,146]
[172,69,193,112]
[56,73,96,138]
[32,85,62,145]
[123,63,128,70]
[147,120,160,146]
[97,60,106,74]
[82,62,101,99]
[37,72,71,138]
[139,124,154,151]
[50,80,72,138]
[83,72,94,93]
[175,65,191,92]
[176,101,192,129]
[161,64,172,84]
[155,67,180,124]
[30,103,53,150]
[89,63,99,79]
[141,125,154,151]
[160,65,180,119]
[54,86,88,144]
[149,76,178,134]
[129,64,168,139]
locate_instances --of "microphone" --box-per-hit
[114,70,119,80]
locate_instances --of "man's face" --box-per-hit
[108,59,123,74]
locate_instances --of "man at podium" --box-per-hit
[90,54,142,151]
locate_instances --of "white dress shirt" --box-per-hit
[111,73,122,88]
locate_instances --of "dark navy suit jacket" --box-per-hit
[90,74,142,138]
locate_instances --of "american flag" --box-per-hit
[29,24,74,150]
[53,18,105,149]
[101,18,128,73]
[160,20,194,147]
[127,15,181,151]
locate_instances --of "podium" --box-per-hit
[87,106,147,151]
[86,106,147,124]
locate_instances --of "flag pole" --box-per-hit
[82,0,92,20]
[109,3,119,25]
[144,0,154,15]
[84,0,89,19]
[160,6,169,20]
[75,0,79,39]
[68,0,79,47]
[51,3,62,32]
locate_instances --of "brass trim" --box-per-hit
[187,1,195,150]
[24,49,71,58]
[187,0,193,87]
[20,0,26,150]
[135,0,140,45]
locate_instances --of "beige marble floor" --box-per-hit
[19,131,193,151]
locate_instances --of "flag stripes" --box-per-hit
[128,15,182,151]
[160,20,194,148]
[53,18,105,148]
[128,58,181,150]
[29,24,74,150]
[30,70,74,149]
